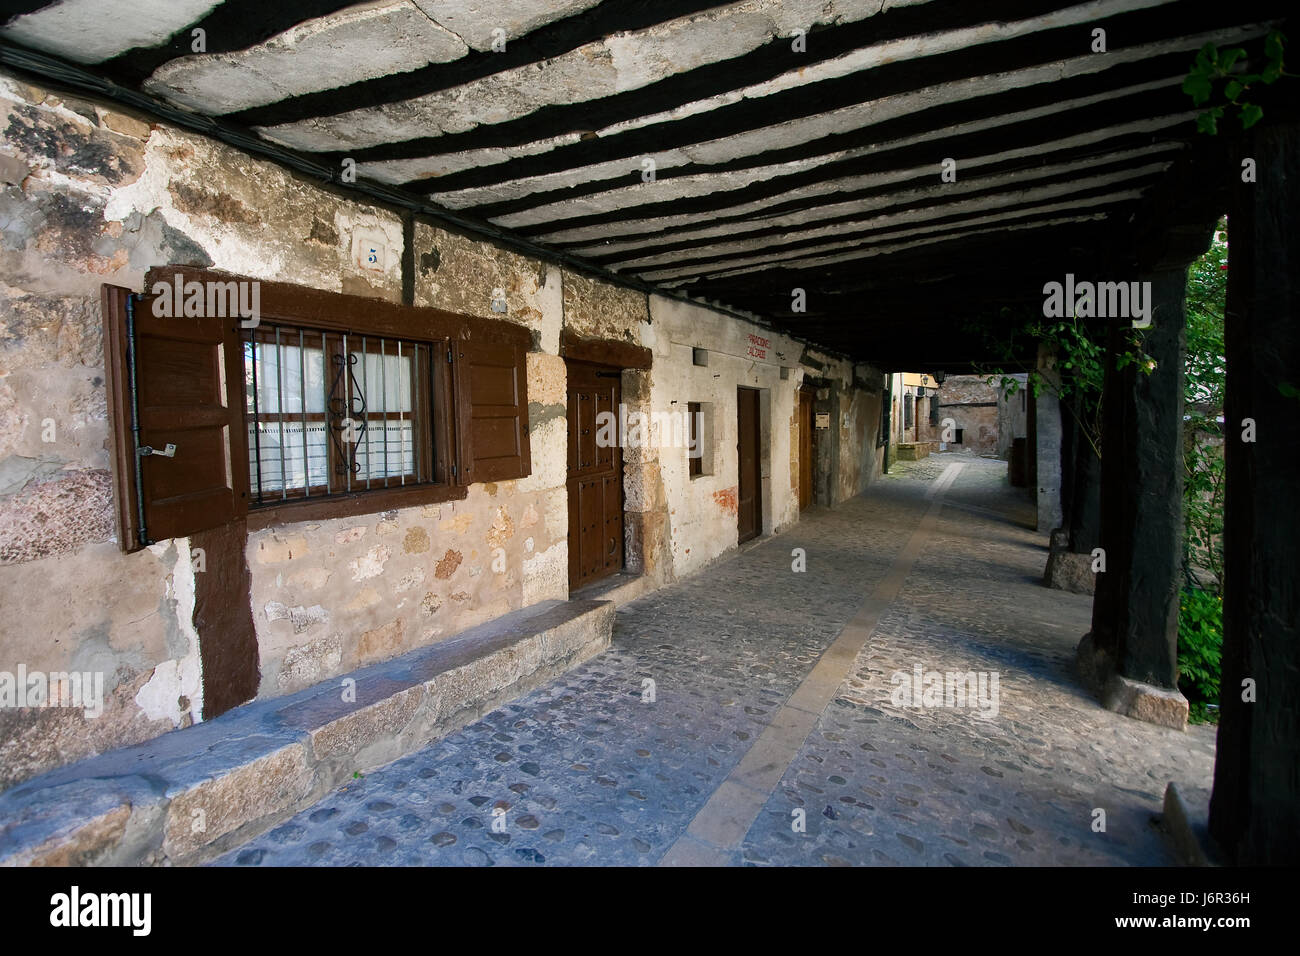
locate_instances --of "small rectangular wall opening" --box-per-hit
[687,401,713,477]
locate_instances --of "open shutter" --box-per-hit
[102,285,249,551]
[453,332,531,485]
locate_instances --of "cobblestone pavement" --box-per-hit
[217,454,1214,867]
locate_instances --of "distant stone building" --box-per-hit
[891,373,1026,459]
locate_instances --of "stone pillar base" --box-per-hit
[1074,632,1112,693]
[1101,674,1188,731]
[1075,634,1188,730]
[1043,550,1096,594]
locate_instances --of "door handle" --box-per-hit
[140,443,177,458]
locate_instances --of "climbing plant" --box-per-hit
[1177,221,1228,723]
[1183,30,1288,134]
[1178,587,1223,724]
[970,309,1152,462]
[1182,220,1228,593]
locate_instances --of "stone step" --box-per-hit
[894,442,936,461]
[0,598,614,866]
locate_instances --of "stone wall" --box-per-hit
[997,373,1030,459]
[928,375,1001,456]
[0,69,882,788]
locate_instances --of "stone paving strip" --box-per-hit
[659,463,967,865]
[0,599,613,865]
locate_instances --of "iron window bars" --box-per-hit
[243,323,434,504]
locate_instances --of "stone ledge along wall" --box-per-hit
[0,70,881,790]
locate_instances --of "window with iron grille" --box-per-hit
[243,325,435,503]
[102,268,533,551]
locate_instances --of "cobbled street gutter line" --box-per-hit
[659,464,967,865]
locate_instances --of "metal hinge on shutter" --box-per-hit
[447,347,453,364]
[124,293,152,547]
[122,294,186,547]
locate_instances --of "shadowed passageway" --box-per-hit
[216,455,1213,867]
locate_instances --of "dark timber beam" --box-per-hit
[1210,117,1300,866]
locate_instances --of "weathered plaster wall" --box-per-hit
[648,297,880,578]
[0,76,233,787]
[835,373,883,500]
[0,69,883,788]
[0,72,570,784]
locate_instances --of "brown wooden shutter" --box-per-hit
[102,285,250,551]
[453,331,531,484]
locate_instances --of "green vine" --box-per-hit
[970,309,1153,462]
[1183,30,1288,134]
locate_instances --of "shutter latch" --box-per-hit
[140,443,177,458]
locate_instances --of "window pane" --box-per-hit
[360,350,413,414]
[354,348,415,481]
[249,419,328,493]
[244,325,427,500]
[355,419,414,482]
[245,340,325,415]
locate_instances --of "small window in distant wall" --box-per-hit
[688,401,702,477]
[686,401,713,477]
[954,428,965,444]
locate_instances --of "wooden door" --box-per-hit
[737,386,762,543]
[799,389,814,511]
[566,360,624,589]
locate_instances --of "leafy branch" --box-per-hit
[969,309,1153,462]
[1183,30,1289,134]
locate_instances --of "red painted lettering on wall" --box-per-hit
[746,333,769,359]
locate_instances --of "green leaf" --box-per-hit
[1279,382,1300,399]
[1195,42,1217,71]
[1197,108,1221,135]
[1224,79,1244,100]
[1262,60,1283,84]
[1264,29,1285,62]
[1220,48,1246,72]
[1183,72,1213,105]
[1240,103,1264,129]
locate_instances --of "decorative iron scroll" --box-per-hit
[328,352,367,476]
